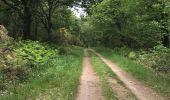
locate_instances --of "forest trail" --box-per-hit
[92,50,164,100]
[76,49,104,100]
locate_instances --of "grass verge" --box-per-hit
[0,46,83,100]
[94,47,170,98]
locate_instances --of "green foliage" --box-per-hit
[153,53,170,73]
[53,27,82,45]
[137,45,170,73]
[128,51,136,60]
[95,47,170,98]
[15,40,58,66]
[0,27,28,91]
[0,25,14,48]
[81,0,170,48]
[96,46,170,73]
[112,47,132,57]
[58,46,70,55]
[0,47,83,100]
[0,39,61,95]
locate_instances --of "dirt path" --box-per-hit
[76,49,104,100]
[107,77,136,100]
[92,50,164,100]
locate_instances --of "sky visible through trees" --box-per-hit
[0,0,170,99]
[71,6,87,18]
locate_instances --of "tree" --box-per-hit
[81,0,103,14]
[1,0,39,39]
[80,0,170,48]
[38,0,78,40]
[159,0,169,47]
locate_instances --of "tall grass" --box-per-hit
[0,47,83,100]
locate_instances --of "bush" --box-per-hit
[52,28,82,45]
[128,51,136,59]
[58,46,70,55]
[153,53,170,73]
[0,25,14,48]
[1,65,28,82]
[0,49,27,84]
[15,40,58,66]
[137,45,170,73]
[105,45,170,74]
[112,46,132,57]
[0,25,28,90]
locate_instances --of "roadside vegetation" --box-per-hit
[0,45,83,100]
[94,47,170,98]
[0,0,170,99]
[0,29,83,99]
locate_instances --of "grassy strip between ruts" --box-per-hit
[88,50,136,100]
[94,47,170,98]
[88,50,117,100]
[0,47,84,100]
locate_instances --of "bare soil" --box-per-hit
[93,50,164,100]
[76,49,104,100]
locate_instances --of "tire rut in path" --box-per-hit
[76,49,104,100]
[92,50,164,100]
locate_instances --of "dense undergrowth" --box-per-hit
[94,47,170,98]
[0,39,58,90]
[15,40,58,66]
[0,30,84,99]
[0,46,83,100]
[96,46,170,74]
[0,43,83,99]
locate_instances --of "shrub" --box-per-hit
[111,46,137,60]
[153,53,170,73]
[0,44,28,83]
[52,27,82,45]
[106,45,170,74]
[1,65,28,82]
[128,51,136,59]
[0,25,14,48]
[15,40,58,66]
[0,25,28,89]
[58,45,70,55]
[137,45,170,73]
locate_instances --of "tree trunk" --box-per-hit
[161,16,169,48]
[160,3,169,48]
[162,32,169,48]
[23,2,32,39]
[47,27,52,40]
[34,19,38,40]
[47,15,52,41]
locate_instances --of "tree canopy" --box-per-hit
[81,0,170,48]
[0,0,170,48]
